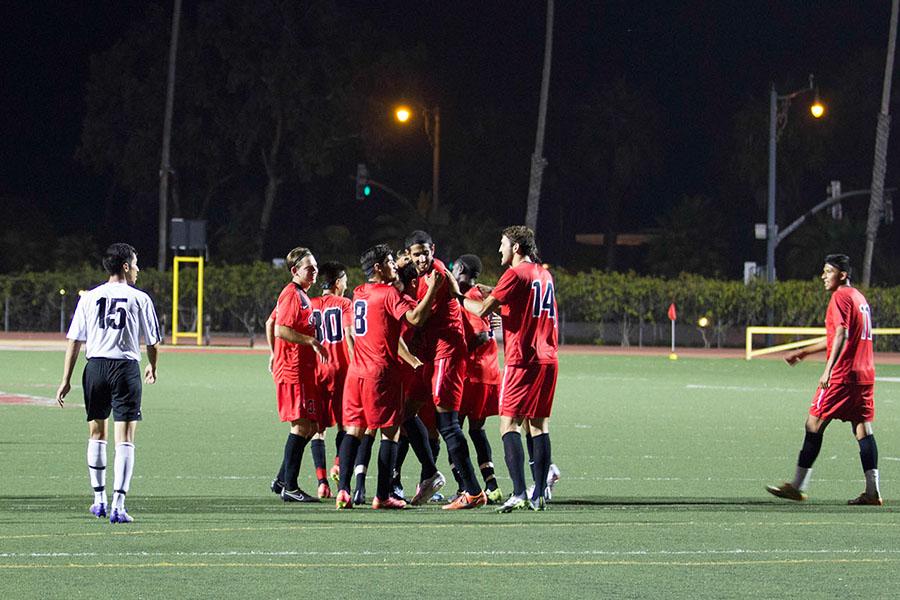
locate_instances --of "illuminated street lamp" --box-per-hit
[394,103,441,219]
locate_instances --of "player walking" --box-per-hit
[767,254,882,505]
[56,243,161,523]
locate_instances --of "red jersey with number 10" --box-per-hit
[826,286,875,385]
[491,261,558,367]
[348,282,417,379]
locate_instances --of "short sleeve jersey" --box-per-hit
[462,286,501,384]
[825,286,875,385]
[310,294,353,376]
[66,281,161,361]
[272,282,317,383]
[348,282,417,379]
[490,261,558,367]
[415,258,466,361]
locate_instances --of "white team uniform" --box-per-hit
[67,282,161,359]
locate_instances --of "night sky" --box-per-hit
[2,1,896,275]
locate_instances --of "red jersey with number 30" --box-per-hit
[416,258,465,361]
[348,282,417,379]
[310,294,353,376]
[491,261,558,367]
[826,286,875,384]
[272,282,317,383]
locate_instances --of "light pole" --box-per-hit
[765,75,825,282]
[395,104,440,219]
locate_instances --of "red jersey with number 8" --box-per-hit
[826,286,875,385]
[491,262,558,367]
[347,282,417,379]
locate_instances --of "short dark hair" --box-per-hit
[318,261,347,290]
[360,244,393,278]
[502,225,536,258]
[404,230,433,250]
[825,253,851,276]
[455,254,482,278]
[102,243,136,275]
[286,247,313,270]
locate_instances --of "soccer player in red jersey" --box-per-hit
[334,244,442,509]
[270,247,327,503]
[767,254,882,505]
[452,254,504,504]
[308,262,355,499]
[454,226,558,512]
[406,231,486,510]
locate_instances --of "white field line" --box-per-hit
[687,376,900,393]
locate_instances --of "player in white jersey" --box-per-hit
[56,243,161,523]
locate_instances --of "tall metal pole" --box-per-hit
[158,0,182,271]
[526,0,554,232]
[766,84,778,283]
[862,0,899,286]
[431,106,440,219]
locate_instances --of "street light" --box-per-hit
[766,74,825,282]
[394,103,441,219]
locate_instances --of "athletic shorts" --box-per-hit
[498,363,558,419]
[342,373,403,429]
[276,380,319,423]
[82,358,143,422]
[316,368,346,428]
[423,354,466,412]
[460,381,499,420]
[809,383,875,422]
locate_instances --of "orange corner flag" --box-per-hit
[667,303,677,321]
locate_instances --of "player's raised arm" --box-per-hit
[56,339,83,407]
[405,268,443,327]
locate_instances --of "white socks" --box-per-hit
[791,466,813,491]
[865,469,881,497]
[87,439,108,505]
[112,442,135,511]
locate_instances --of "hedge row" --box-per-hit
[3,265,899,346]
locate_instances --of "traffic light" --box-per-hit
[355,163,370,200]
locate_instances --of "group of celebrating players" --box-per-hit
[266,226,560,511]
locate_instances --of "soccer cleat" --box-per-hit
[410,471,446,506]
[391,482,406,501]
[317,482,332,499]
[529,495,547,511]
[430,492,444,503]
[89,502,108,518]
[372,496,407,510]
[329,465,340,483]
[848,492,883,506]
[271,479,285,495]
[486,487,504,505]
[442,490,487,510]
[335,489,353,510]
[765,482,808,502]
[281,488,320,503]
[547,463,561,498]
[496,493,528,513]
[446,490,464,504]
[109,509,133,524]
[526,484,552,502]
[352,488,366,506]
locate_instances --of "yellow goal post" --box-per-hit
[745,326,900,360]
[171,256,204,345]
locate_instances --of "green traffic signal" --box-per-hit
[363,185,371,197]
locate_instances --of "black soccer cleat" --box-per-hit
[281,488,320,503]
[271,479,285,495]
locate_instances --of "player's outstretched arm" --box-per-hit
[276,325,328,362]
[784,339,828,366]
[56,339,83,407]
[405,269,443,327]
[144,343,159,384]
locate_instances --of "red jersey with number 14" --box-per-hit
[491,261,558,367]
[348,282,417,379]
[826,286,875,385]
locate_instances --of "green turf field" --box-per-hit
[1,349,898,599]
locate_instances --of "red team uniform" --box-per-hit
[310,294,353,427]
[272,283,320,423]
[459,285,501,420]
[810,286,875,422]
[416,258,467,411]
[343,283,417,429]
[491,262,559,418]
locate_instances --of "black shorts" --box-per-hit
[82,358,143,422]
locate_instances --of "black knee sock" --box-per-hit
[502,431,527,496]
[334,430,346,459]
[798,430,824,469]
[531,433,551,501]
[354,434,375,494]
[858,434,878,472]
[403,416,437,481]
[283,433,308,491]
[376,439,399,501]
[526,432,536,481]
[469,428,497,491]
[450,460,464,492]
[310,439,327,483]
[437,411,481,495]
[337,435,361,493]
[430,438,441,463]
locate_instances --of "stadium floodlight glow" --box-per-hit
[59,288,66,296]
[395,106,412,123]
[697,316,710,328]
[810,98,825,119]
